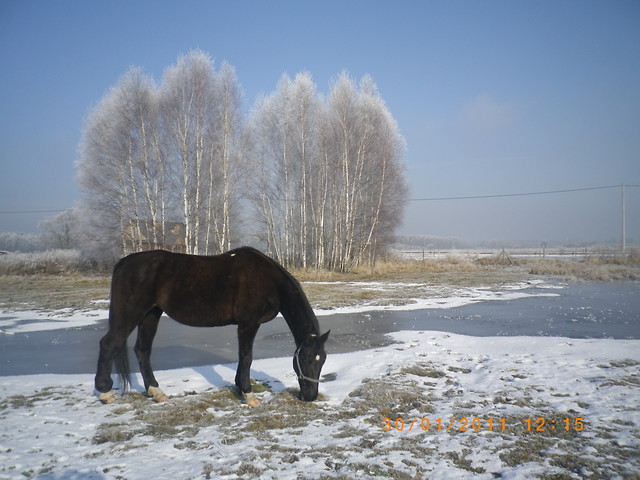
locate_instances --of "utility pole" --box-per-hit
[621,183,626,252]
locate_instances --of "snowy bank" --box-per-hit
[1,330,638,479]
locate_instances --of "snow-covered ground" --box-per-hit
[1,282,639,479]
[311,279,562,315]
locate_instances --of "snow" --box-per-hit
[1,281,639,479]
[313,279,562,315]
[0,308,106,334]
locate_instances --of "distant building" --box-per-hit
[123,221,186,255]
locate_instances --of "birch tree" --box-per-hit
[249,73,323,267]
[77,67,163,257]
[249,75,291,263]
[204,62,244,253]
[352,75,407,265]
[159,51,244,255]
[249,71,406,271]
[160,51,217,255]
[326,72,360,270]
[289,73,322,268]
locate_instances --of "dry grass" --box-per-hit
[1,253,638,314]
[293,254,483,282]
[294,251,640,282]
[0,275,110,312]
[524,257,640,281]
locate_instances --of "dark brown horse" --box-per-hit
[95,246,329,405]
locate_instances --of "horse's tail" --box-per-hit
[114,343,131,392]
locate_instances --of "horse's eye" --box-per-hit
[315,355,321,361]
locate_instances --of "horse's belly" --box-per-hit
[170,315,234,328]
[163,306,234,328]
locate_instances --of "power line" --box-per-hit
[407,184,638,202]
[0,209,68,215]
[1,185,639,212]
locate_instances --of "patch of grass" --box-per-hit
[446,449,486,474]
[525,256,640,281]
[447,366,472,374]
[401,363,448,378]
[0,274,110,312]
[349,462,418,480]
[346,376,434,419]
[94,380,331,446]
[598,359,640,369]
[93,423,136,444]
[600,375,640,387]
[0,387,71,410]
[94,388,240,444]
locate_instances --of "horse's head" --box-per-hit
[293,331,330,401]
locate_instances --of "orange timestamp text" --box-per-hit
[382,417,585,433]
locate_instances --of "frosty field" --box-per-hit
[1,278,639,479]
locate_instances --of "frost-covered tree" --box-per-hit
[77,51,244,257]
[39,209,81,250]
[160,51,216,255]
[249,71,406,270]
[76,51,405,270]
[204,62,245,253]
[249,72,322,267]
[321,72,407,270]
[0,232,43,253]
[77,66,165,258]
[155,51,245,255]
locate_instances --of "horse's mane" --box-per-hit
[237,246,320,337]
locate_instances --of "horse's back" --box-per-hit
[110,248,283,327]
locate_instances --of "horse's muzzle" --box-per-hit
[298,386,318,402]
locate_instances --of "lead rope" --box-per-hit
[294,346,320,383]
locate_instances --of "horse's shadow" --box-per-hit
[122,356,286,397]
[193,363,287,394]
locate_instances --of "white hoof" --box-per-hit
[98,390,116,404]
[148,386,168,402]
[244,392,261,407]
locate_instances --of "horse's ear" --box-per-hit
[319,330,330,343]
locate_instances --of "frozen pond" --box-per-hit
[1,281,638,376]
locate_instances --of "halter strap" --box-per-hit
[294,345,320,383]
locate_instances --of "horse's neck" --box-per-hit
[280,284,319,347]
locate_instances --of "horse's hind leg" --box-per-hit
[134,307,167,402]
[95,325,134,402]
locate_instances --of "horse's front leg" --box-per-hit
[235,323,260,407]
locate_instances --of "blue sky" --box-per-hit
[1,0,639,245]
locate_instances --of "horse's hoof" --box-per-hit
[244,393,261,407]
[98,391,117,404]
[148,386,168,402]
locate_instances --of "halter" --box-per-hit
[294,345,320,383]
